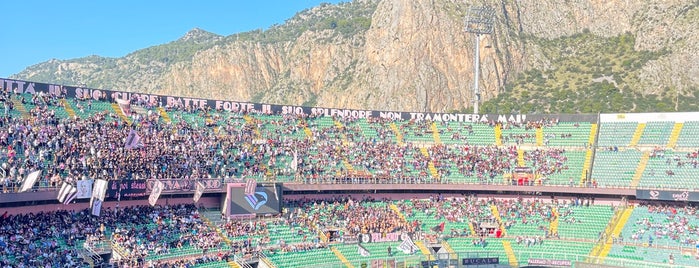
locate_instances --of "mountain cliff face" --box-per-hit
[11,0,699,113]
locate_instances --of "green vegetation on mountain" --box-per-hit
[480,32,699,114]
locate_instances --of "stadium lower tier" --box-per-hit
[1,195,698,268]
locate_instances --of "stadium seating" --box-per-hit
[266,248,343,268]
[606,245,693,267]
[590,150,643,187]
[556,205,614,240]
[638,151,699,189]
[509,239,595,264]
[676,121,699,147]
[637,121,674,146]
[542,122,592,147]
[597,122,637,147]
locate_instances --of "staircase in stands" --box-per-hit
[420,147,440,179]
[666,122,683,148]
[431,122,442,144]
[629,152,650,188]
[389,122,404,145]
[61,99,77,117]
[501,240,519,267]
[10,98,29,118]
[494,124,503,146]
[157,107,171,123]
[628,123,646,147]
[589,207,634,263]
[330,246,354,268]
[110,103,131,124]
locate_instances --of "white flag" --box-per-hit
[76,179,93,199]
[57,182,78,204]
[291,151,298,171]
[398,236,418,254]
[358,244,371,257]
[124,129,141,150]
[193,182,205,203]
[19,170,41,193]
[148,180,164,206]
[116,98,132,116]
[91,199,102,216]
[90,179,108,207]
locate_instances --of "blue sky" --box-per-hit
[0,0,341,77]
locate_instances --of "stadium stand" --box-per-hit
[2,79,699,267]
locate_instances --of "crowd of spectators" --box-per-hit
[626,203,699,247]
[111,204,224,262]
[0,85,600,194]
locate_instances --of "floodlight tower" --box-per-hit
[465,6,495,114]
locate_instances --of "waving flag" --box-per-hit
[431,222,445,233]
[193,181,205,203]
[19,170,41,193]
[91,199,102,217]
[57,182,78,204]
[358,244,371,257]
[116,98,132,117]
[124,129,141,150]
[291,151,298,171]
[148,180,164,206]
[76,179,93,199]
[398,236,418,254]
[90,179,108,207]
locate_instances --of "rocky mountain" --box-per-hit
[10,0,699,113]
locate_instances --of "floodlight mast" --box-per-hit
[465,6,495,114]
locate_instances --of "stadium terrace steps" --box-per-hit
[110,103,131,124]
[441,241,456,256]
[597,207,634,262]
[468,222,476,236]
[389,122,404,145]
[588,123,598,146]
[431,122,442,144]
[342,159,355,173]
[628,123,646,147]
[629,152,650,188]
[414,240,433,258]
[199,211,233,246]
[666,122,683,148]
[494,124,503,146]
[389,204,407,223]
[535,127,544,146]
[330,246,354,268]
[10,98,29,118]
[490,205,506,235]
[227,262,242,268]
[157,107,172,123]
[60,99,77,117]
[580,149,593,186]
[501,240,518,267]
[302,120,313,139]
[419,147,440,179]
[549,207,559,235]
[517,149,525,167]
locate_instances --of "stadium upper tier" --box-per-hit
[0,78,698,194]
